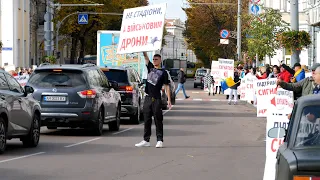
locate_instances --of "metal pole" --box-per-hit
[237,0,242,61]
[290,0,299,66]
[172,35,175,59]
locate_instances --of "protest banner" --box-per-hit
[218,58,234,95]
[255,78,277,117]
[244,74,257,102]
[14,74,29,87]
[117,3,167,54]
[239,78,246,100]
[210,60,220,86]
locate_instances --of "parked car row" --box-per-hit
[0,63,176,154]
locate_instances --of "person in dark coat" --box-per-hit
[174,68,190,99]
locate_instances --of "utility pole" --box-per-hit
[290,0,299,66]
[237,0,242,62]
[44,0,54,56]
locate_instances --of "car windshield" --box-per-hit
[196,69,207,76]
[295,105,320,147]
[103,70,128,83]
[170,69,179,76]
[28,70,86,88]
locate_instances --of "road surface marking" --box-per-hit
[113,127,135,135]
[64,137,102,148]
[193,99,203,101]
[191,92,200,94]
[113,105,174,135]
[0,152,46,164]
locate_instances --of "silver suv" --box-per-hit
[193,68,210,89]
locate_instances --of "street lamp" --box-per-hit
[55,11,123,63]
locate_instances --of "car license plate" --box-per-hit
[44,96,66,102]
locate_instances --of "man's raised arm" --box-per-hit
[143,52,150,65]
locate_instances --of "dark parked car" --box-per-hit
[26,64,121,136]
[100,66,144,124]
[0,70,41,154]
[161,70,176,110]
[169,68,179,82]
[275,95,320,180]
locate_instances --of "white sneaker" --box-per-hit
[135,140,150,147]
[155,141,163,148]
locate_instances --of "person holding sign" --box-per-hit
[135,52,171,148]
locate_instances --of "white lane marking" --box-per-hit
[193,99,203,101]
[191,92,200,94]
[176,98,184,100]
[113,127,135,135]
[0,152,46,164]
[112,105,174,135]
[64,137,101,148]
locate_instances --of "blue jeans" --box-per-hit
[175,83,188,98]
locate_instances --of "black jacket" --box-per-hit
[230,74,240,90]
[178,70,186,84]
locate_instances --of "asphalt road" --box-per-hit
[0,79,266,180]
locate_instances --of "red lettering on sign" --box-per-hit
[247,84,253,89]
[258,109,267,114]
[258,88,277,96]
[271,138,284,152]
[120,36,149,51]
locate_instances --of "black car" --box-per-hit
[0,70,41,154]
[275,95,320,180]
[100,66,144,124]
[169,68,179,82]
[26,64,122,136]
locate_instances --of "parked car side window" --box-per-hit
[294,105,320,147]
[128,69,137,82]
[0,73,9,90]
[5,74,23,93]
[98,70,109,88]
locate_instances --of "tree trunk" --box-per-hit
[79,36,85,59]
[70,33,79,64]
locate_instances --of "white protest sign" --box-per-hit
[211,60,220,86]
[271,88,294,114]
[117,3,167,54]
[244,74,257,102]
[239,78,246,100]
[14,75,29,87]
[263,112,290,180]
[255,78,277,117]
[218,58,234,79]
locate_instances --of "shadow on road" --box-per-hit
[112,127,205,137]
[164,119,222,126]
[165,111,257,118]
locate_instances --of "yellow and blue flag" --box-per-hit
[221,77,236,91]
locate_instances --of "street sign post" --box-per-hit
[220,29,230,39]
[250,4,260,16]
[78,14,88,24]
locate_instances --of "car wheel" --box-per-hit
[22,113,40,147]
[92,108,104,136]
[194,84,197,88]
[130,102,141,124]
[0,118,7,154]
[109,105,120,131]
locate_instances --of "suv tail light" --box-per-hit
[77,89,96,98]
[120,86,133,92]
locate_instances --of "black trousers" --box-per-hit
[143,96,163,142]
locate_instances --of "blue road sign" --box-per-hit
[2,47,12,51]
[250,4,260,16]
[78,14,88,24]
[220,29,230,39]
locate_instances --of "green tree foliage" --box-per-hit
[244,7,289,61]
[183,0,250,67]
[54,0,148,63]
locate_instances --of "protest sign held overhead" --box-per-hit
[117,3,167,54]
[255,78,278,117]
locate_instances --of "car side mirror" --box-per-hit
[24,86,34,96]
[268,127,286,138]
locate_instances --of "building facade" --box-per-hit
[262,0,310,66]
[161,19,197,63]
[0,0,30,68]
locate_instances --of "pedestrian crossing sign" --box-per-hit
[78,14,88,24]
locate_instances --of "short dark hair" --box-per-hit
[153,54,161,59]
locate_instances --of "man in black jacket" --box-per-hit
[174,68,190,99]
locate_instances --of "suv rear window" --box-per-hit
[28,70,86,88]
[196,69,207,76]
[103,69,128,83]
